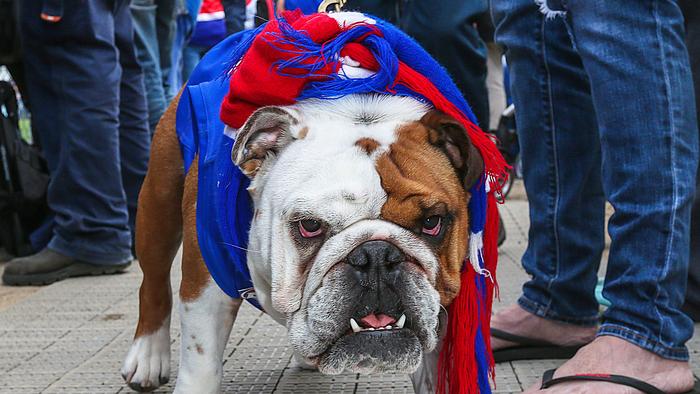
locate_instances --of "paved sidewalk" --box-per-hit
[0,181,697,393]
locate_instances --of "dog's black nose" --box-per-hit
[347,240,405,272]
[347,240,406,318]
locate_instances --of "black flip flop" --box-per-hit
[541,368,700,394]
[491,328,586,363]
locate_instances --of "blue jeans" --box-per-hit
[20,0,151,264]
[492,0,699,360]
[680,0,700,321]
[168,0,200,97]
[131,0,176,132]
[182,45,207,83]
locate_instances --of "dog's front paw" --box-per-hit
[121,321,171,392]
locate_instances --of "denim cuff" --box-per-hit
[518,296,599,327]
[48,236,133,266]
[597,324,689,361]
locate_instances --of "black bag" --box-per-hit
[0,81,49,257]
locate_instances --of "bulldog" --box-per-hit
[120,13,488,394]
[120,92,484,392]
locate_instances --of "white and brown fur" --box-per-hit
[121,84,483,392]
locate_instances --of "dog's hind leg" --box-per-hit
[122,93,184,392]
[173,159,243,394]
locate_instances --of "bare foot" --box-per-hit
[524,335,694,393]
[491,304,597,350]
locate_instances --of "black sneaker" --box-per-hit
[2,248,131,286]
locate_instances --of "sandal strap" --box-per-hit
[490,328,554,347]
[541,369,666,394]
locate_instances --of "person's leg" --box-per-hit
[131,0,168,132]
[515,1,697,392]
[168,14,184,95]
[222,0,246,36]
[679,0,700,322]
[399,0,491,129]
[114,0,152,239]
[168,0,194,96]
[155,0,176,102]
[17,0,133,265]
[562,0,697,361]
[491,0,604,337]
[181,44,202,83]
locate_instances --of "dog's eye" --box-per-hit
[421,216,442,236]
[299,219,323,238]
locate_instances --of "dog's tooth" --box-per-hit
[368,327,375,331]
[396,314,406,329]
[386,325,392,330]
[350,318,361,333]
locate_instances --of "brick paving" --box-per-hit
[0,181,697,393]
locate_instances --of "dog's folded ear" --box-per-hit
[420,110,484,189]
[231,106,302,178]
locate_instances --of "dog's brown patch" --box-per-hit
[240,159,263,177]
[376,122,470,305]
[180,158,213,301]
[298,126,309,139]
[355,138,380,155]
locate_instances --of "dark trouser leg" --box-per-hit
[20,0,144,264]
[115,0,152,240]
[400,0,490,129]
[344,1,489,128]
[222,0,247,36]
[131,0,167,132]
[156,0,176,102]
[168,0,200,95]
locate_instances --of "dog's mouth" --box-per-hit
[309,302,433,374]
[315,312,425,375]
[349,312,407,333]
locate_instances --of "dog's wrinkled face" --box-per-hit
[231,95,483,374]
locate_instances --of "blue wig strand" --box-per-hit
[266,19,383,77]
[474,326,493,394]
[468,177,492,393]
[256,16,406,99]
[468,181,487,234]
[298,33,400,99]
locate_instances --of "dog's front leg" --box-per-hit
[174,282,241,394]
[174,160,242,394]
